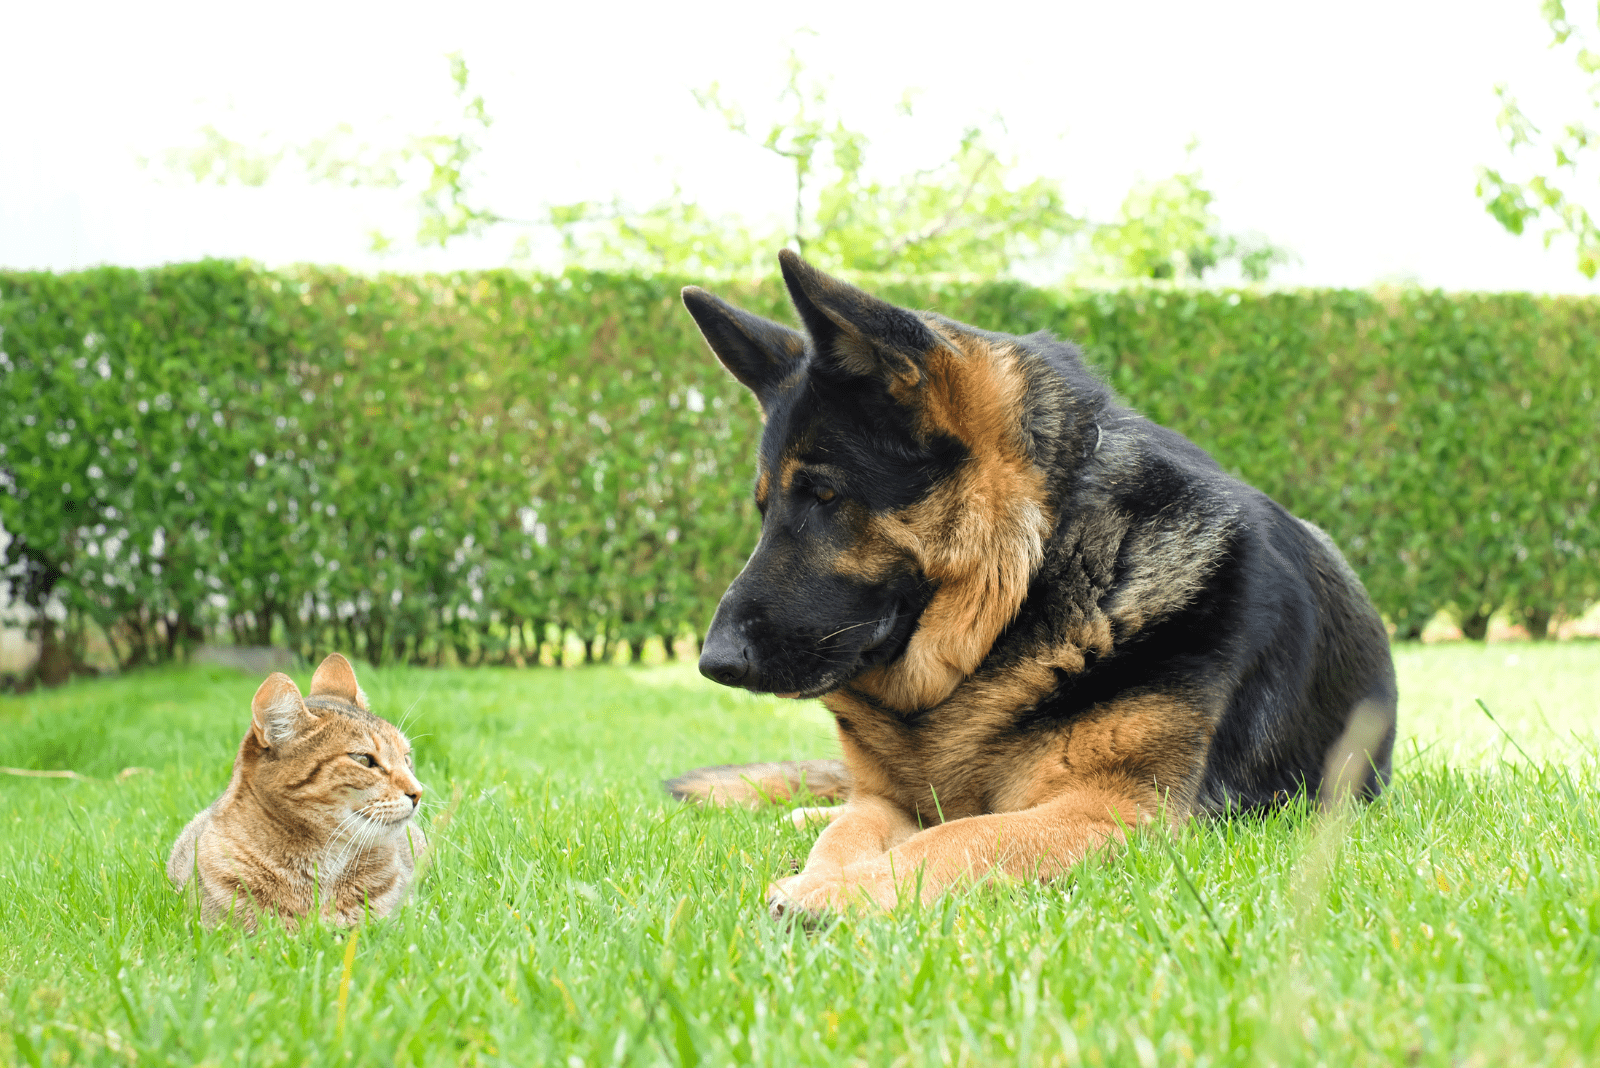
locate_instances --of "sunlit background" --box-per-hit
[4,0,1595,291]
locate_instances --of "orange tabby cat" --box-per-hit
[167,653,426,930]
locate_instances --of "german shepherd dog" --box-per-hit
[673,251,1396,916]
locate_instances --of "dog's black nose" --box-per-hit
[699,630,755,688]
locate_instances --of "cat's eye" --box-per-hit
[813,486,837,504]
[350,753,376,768]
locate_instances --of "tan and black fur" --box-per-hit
[673,251,1397,915]
[167,654,426,930]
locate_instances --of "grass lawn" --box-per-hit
[1,642,1598,1067]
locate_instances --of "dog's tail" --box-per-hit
[663,760,852,807]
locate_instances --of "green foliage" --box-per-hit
[0,264,776,668]
[806,123,1080,276]
[152,50,1285,284]
[158,124,285,186]
[154,54,505,252]
[551,195,763,278]
[562,61,1281,283]
[567,53,1083,277]
[1085,153,1292,282]
[2,650,1600,1066]
[408,53,508,249]
[1477,1,1600,277]
[0,264,294,669]
[692,50,847,258]
[2,266,1597,669]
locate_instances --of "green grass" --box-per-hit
[1,643,1598,1067]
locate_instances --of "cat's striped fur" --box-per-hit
[167,654,425,930]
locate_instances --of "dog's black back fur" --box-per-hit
[997,391,1397,809]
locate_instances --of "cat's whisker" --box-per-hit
[341,821,374,867]
[325,832,361,875]
[334,808,382,868]
[329,809,366,840]
[328,822,363,875]
[327,812,371,863]
[337,821,382,878]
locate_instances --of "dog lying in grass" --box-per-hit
[670,251,1396,917]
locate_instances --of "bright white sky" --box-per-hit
[3,0,1595,292]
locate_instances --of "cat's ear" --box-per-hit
[250,673,316,748]
[308,652,369,710]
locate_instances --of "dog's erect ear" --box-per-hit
[250,672,316,749]
[308,652,369,709]
[778,249,945,388]
[682,286,807,407]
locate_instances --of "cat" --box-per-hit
[167,653,426,930]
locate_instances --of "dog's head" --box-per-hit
[684,252,1068,709]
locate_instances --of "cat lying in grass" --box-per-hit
[167,654,426,930]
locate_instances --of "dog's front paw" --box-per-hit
[766,865,899,920]
[765,875,821,924]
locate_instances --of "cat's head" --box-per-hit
[243,654,422,841]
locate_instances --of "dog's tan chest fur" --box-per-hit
[828,609,1223,828]
[827,652,1077,824]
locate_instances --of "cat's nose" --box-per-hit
[406,790,421,808]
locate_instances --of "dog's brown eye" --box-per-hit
[814,486,837,503]
[350,753,376,768]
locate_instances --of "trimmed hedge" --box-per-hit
[1,262,1596,671]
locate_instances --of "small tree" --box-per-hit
[1476,0,1600,277]
[156,50,1287,284]
[549,195,762,277]
[155,54,510,251]
[1083,150,1291,283]
[556,52,1084,278]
